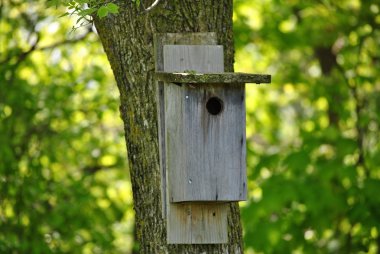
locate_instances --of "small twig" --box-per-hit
[141,0,161,12]
[7,33,40,84]
[82,163,118,175]
[0,28,92,66]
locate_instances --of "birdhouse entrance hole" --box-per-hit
[206,96,223,115]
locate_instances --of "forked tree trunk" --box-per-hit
[94,1,243,253]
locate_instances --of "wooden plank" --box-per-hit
[154,33,218,218]
[154,33,218,73]
[155,71,271,84]
[157,82,166,218]
[163,45,224,74]
[191,204,228,244]
[155,32,230,244]
[166,83,247,202]
[167,203,228,244]
[164,41,231,244]
[165,83,185,202]
[167,203,192,243]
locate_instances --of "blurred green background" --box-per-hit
[1,0,379,253]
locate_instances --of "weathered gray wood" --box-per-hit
[165,83,186,201]
[155,33,230,244]
[156,72,271,84]
[154,33,218,74]
[167,203,228,244]
[154,33,219,218]
[164,45,247,202]
[157,81,166,218]
[167,203,192,243]
[191,204,228,244]
[163,45,224,74]
[165,84,247,202]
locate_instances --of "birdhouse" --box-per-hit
[154,33,271,244]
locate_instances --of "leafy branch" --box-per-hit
[50,0,161,27]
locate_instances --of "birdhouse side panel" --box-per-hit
[165,83,187,202]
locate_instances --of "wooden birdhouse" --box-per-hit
[154,33,271,244]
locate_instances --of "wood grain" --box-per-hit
[164,45,247,202]
[163,45,224,74]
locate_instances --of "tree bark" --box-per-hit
[94,1,243,253]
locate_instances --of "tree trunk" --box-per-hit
[94,1,243,253]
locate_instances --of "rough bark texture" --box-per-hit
[94,1,243,253]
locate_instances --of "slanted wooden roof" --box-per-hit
[155,72,271,84]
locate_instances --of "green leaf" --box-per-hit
[97,6,108,18]
[79,8,96,16]
[106,3,119,14]
[58,12,70,18]
[47,0,61,8]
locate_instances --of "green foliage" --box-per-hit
[47,0,122,28]
[0,1,132,253]
[1,0,379,253]
[234,0,380,253]
[97,3,119,18]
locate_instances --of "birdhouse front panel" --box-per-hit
[163,45,247,202]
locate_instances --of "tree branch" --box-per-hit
[1,28,92,69]
[37,28,92,51]
[7,33,41,84]
[82,163,118,175]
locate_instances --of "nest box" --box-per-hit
[154,33,271,244]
